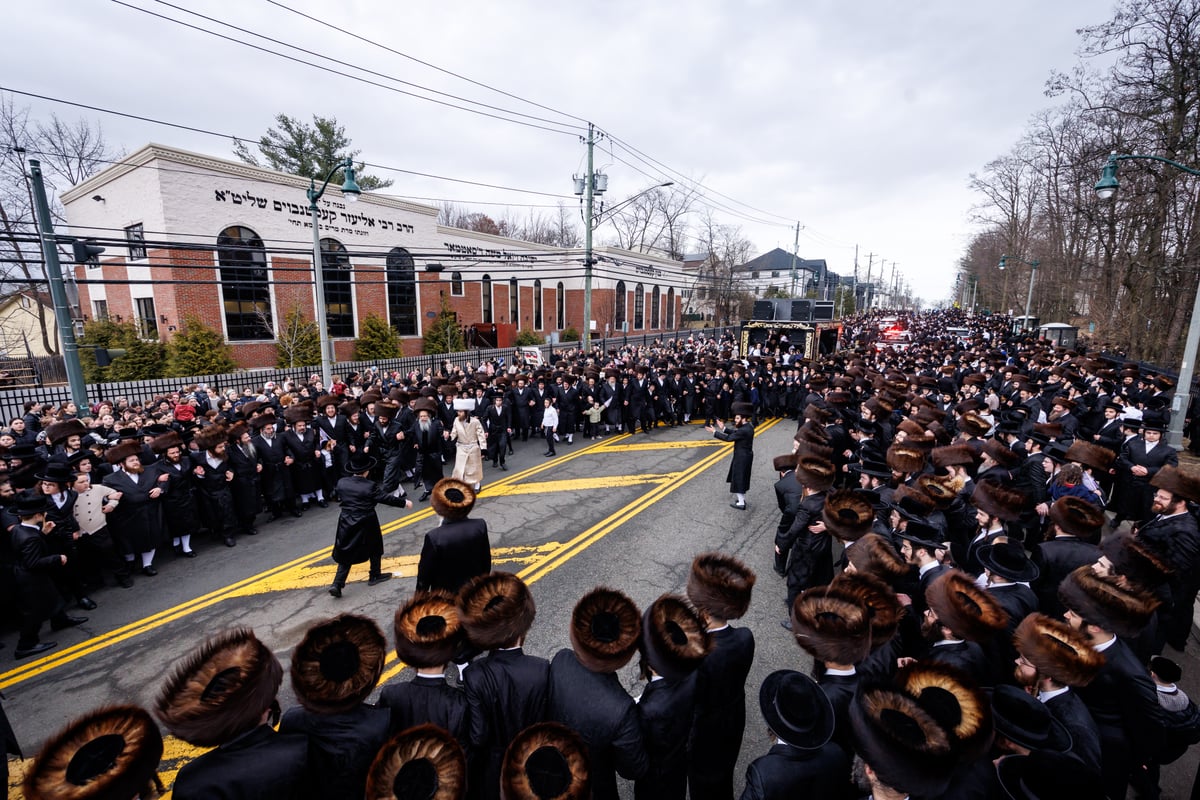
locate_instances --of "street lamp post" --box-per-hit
[1095,151,1200,450]
[999,255,1039,332]
[307,158,361,390]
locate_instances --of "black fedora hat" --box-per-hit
[977,542,1040,583]
[14,491,50,517]
[852,458,893,479]
[995,750,1107,800]
[895,520,944,554]
[758,670,835,751]
[35,461,75,485]
[345,452,378,475]
[990,684,1072,753]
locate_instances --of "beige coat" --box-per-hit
[449,416,488,485]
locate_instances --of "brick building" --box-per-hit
[60,144,686,366]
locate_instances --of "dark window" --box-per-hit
[481,274,493,324]
[509,278,518,324]
[651,285,661,329]
[125,223,146,260]
[135,296,157,339]
[320,238,354,338]
[386,248,418,336]
[615,280,626,331]
[216,225,272,341]
[93,299,108,321]
[556,281,565,329]
[634,282,645,330]
[534,279,543,329]
[666,287,675,328]
[451,271,464,296]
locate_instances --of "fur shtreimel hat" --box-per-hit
[772,453,798,473]
[1151,464,1200,504]
[104,439,142,466]
[394,591,463,669]
[892,484,936,519]
[822,489,876,542]
[283,402,314,425]
[1048,496,1105,538]
[916,475,956,510]
[149,430,183,455]
[970,479,1025,522]
[850,686,956,797]
[22,705,163,800]
[501,722,589,800]
[192,424,227,454]
[845,533,910,584]
[794,438,835,462]
[981,439,1020,469]
[1057,565,1161,638]
[290,614,387,715]
[639,594,711,681]
[886,443,926,475]
[457,572,536,651]
[925,570,1007,643]
[931,444,976,469]
[569,588,641,673]
[795,455,836,492]
[430,478,476,521]
[1100,531,1173,590]
[686,552,756,621]
[154,627,282,747]
[1064,440,1116,472]
[790,583,873,666]
[957,413,991,438]
[896,661,994,762]
[45,419,87,446]
[830,572,902,650]
[1013,613,1105,688]
[365,723,466,800]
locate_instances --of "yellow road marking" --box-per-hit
[599,440,725,452]
[485,473,681,495]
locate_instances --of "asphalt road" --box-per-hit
[5,420,1200,798]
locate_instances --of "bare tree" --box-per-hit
[692,210,755,326]
[599,184,698,257]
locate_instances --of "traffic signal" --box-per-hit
[94,348,126,367]
[71,239,106,266]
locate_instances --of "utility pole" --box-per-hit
[889,262,899,308]
[29,160,88,409]
[581,123,598,353]
[863,252,875,310]
[789,222,800,297]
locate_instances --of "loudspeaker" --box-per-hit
[789,300,813,321]
[752,300,775,320]
[812,301,835,321]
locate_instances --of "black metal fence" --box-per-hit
[0,327,735,424]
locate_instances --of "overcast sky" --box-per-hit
[4,0,1111,305]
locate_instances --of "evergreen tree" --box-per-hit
[422,296,465,355]
[233,113,392,190]
[514,328,543,346]
[77,319,167,382]
[354,313,401,360]
[560,326,580,342]
[166,315,237,377]
[275,306,321,368]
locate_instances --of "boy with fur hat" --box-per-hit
[457,571,550,800]
[686,552,756,800]
[547,587,647,800]
[417,478,491,596]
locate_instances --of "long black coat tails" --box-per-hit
[415,517,491,594]
[278,703,390,800]
[714,422,754,494]
[331,475,408,565]
[635,673,698,800]
[547,649,648,800]
[689,625,755,800]
[377,674,470,750]
[170,724,314,800]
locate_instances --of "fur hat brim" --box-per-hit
[1048,496,1105,538]
[795,456,836,491]
[639,594,711,681]
[886,444,926,474]
[845,533,911,583]
[1064,441,1116,472]
[925,570,1007,642]
[686,552,756,621]
[1014,613,1105,687]
[970,479,1025,522]
[104,440,142,465]
[897,661,993,761]
[290,614,387,714]
[981,440,1020,469]
[1057,565,1160,638]
[790,584,872,665]
[501,722,589,800]
[430,478,476,521]
[1151,465,1200,503]
[1100,531,1173,589]
[569,588,641,673]
[154,627,282,747]
[457,572,536,651]
[850,687,956,796]
[22,705,163,800]
[366,723,466,800]
[931,444,976,469]
[394,591,463,669]
[149,431,183,455]
[192,424,227,454]
[46,419,87,446]
[830,572,902,650]
[822,489,876,542]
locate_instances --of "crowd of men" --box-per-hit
[7,307,1200,798]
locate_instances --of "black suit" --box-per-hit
[926,640,993,685]
[547,649,647,800]
[772,470,804,574]
[415,517,491,594]
[1137,511,1200,649]
[1116,438,1178,522]
[464,647,550,800]
[171,724,314,800]
[378,674,469,748]
[278,703,390,800]
[817,671,859,757]
[690,626,755,800]
[1043,689,1102,774]
[739,741,850,800]
[636,674,697,800]
[1031,537,1100,617]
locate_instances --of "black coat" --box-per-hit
[11,522,64,620]
[464,647,551,800]
[690,625,755,800]
[925,640,991,684]
[781,492,833,598]
[1043,689,1102,774]
[773,470,804,538]
[714,422,753,493]
[332,475,407,565]
[188,451,237,535]
[739,741,850,800]
[226,442,262,520]
[251,432,292,504]
[283,429,322,495]
[1030,536,1100,617]
[154,457,201,533]
[377,674,470,748]
[415,517,491,594]
[818,671,859,757]
[635,674,697,800]
[171,724,314,800]
[1116,438,1178,521]
[101,468,165,553]
[547,649,647,800]
[278,704,390,800]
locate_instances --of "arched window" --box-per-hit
[481,274,493,323]
[320,238,354,337]
[666,287,675,328]
[450,271,464,296]
[509,278,519,324]
[534,279,543,330]
[634,282,645,330]
[615,280,626,331]
[651,285,661,329]
[386,248,417,336]
[556,282,565,329]
[216,225,272,341]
